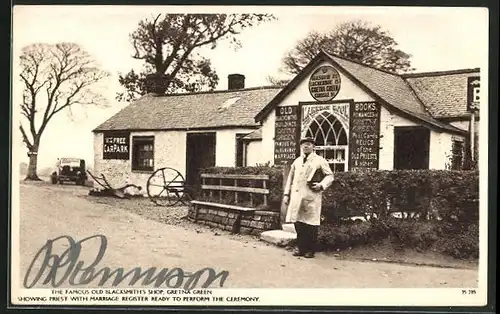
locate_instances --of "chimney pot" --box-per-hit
[228,74,245,90]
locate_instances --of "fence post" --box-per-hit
[280,163,291,228]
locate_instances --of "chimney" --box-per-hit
[144,74,171,95]
[228,74,245,90]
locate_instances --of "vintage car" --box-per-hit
[50,158,88,185]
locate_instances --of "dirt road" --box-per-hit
[16,181,478,289]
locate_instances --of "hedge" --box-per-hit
[317,218,479,259]
[194,167,479,259]
[322,170,479,223]
[197,168,479,222]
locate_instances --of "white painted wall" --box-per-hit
[429,132,453,170]
[261,111,276,165]
[246,141,264,166]
[94,127,258,192]
[215,128,257,167]
[93,130,186,192]
[450,120,469,131]
[280,61,375,105]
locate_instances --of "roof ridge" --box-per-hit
[323,50,404,77]
[149,85,282,98]
[401,68,480,78]
[402,76,435,118]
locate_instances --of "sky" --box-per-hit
[11,5,489,169]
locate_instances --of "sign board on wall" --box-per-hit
[308,66,341,102]
[274,106,300,165]
[103,132,130,160]
[348,102,381,171]
[300,102,350,137]
[467,76,480,112]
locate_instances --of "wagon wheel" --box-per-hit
[147,167,186,206]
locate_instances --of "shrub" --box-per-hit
[321,170,479,225]
[319,218,477,259]
[434,222,479,259]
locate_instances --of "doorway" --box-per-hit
[186,133,216,186]
[393,126,430,170]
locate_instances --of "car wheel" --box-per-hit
[51,176,57,184]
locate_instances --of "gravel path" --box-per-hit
[17,181,479,289]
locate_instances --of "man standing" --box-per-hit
[283,137,334,258]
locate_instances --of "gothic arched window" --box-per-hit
[304,111,348,172]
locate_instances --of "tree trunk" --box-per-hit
[25,148,41,181]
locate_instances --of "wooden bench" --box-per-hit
[190,173,270,233]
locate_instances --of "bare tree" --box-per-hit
[117,13,275,102]
[282,20,414,75]
[265,75,290,87]
[19,43,109,180]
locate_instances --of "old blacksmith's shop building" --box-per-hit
[93,51,480,190]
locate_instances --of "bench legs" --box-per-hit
[193,203,199,222]
[231,212,242,234]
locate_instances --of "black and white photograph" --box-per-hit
[9,5,490,308]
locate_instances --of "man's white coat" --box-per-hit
[284,152,334,226]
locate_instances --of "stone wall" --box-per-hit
[188,205,280,235]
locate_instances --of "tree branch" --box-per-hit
[19,125,33,149]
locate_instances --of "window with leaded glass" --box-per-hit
[132,136,154,171]
[304,110,348,172]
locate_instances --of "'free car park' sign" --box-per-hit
[103,132,130,160]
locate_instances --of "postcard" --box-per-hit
[9,4,489,308]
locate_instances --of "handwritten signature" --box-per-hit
[23,235,229,290]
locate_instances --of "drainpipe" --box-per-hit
[470,110,475,162]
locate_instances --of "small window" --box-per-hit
[451,139,464,170]
[132,136,154,171]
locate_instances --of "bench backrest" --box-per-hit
[200,173,270,207]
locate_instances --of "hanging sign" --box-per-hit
[308,66,341,102]
[348,102,381,171]
[103,131,130,160]
[274,106,300,165]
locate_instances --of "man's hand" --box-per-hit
[283,195,290,205]
[311,183,323,192]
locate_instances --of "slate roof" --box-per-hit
[325,53,468,133]
[94,87,281,132]
[327,53,429,116]
[255,51,468,135]
[403,69,480,118]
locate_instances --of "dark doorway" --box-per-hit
[393,126,430,170]
[186,133,216,186]
[235,133,246,167]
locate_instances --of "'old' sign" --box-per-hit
[103,132,130,160]
[274,106,300,165]
[308,66,341,102]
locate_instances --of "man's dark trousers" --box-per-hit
[294,221,319,253]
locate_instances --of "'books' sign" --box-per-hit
[348,102,381,171]
[103,132,130,160]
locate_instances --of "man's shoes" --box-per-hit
[292,249,304,256]
[304,252,315,258]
